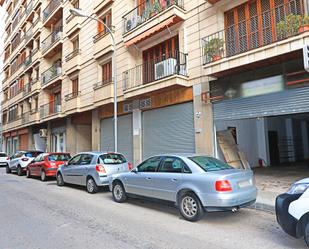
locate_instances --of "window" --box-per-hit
[189,156,233,172]
[0,153,7,157]
[72,0,79,8]
[24,151,43,158]
[158,157,190,173]
[97,10,112,34]
[68,154,82,165]
[98,153,127,165]
[48,154,71,162]
[72,77,79,94]
[138,156,162,172]
[72,36,79,51]
[80,154,93,165]
[101,61,112,83]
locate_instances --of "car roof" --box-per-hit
[17,150,44,153]
[76,151,124,156]
[149,153,212,158]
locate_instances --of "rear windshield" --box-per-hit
[0,153,7,157]
[98,153,127,165]
[24,151,42,158]
[48,154,71,162]
[189,156,233,172]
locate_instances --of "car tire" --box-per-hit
[40,170,47,182]
[86,177,98,194]
[17,166,23,176]
[179,192,204,222]
[57,173,65,186]
[6,165,11,174]
[305,221,309,247]
[112,181,127,203]
[26,168,31,178]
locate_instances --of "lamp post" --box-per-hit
[69,8,118,152]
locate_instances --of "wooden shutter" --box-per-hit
[72,78,78,93]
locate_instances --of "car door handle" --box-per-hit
[172,178,178,182]
[146,177,152,180]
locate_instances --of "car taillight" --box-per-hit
[96,165,106,173]
[6,157,10,160]
[128,162,133,171]
[22,158,29,162]
[215,180,232,192]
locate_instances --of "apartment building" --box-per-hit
[1,0,309,167]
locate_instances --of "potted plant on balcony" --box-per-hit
[153,0,162,14]
[276,14,302,40]
[204,37,224,62]
[298,15,309,33]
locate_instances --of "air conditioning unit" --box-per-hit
[39,129,48,138]
[125,9,138,33]
[155,58,177,80]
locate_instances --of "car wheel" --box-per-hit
[112,181,127,203]
[6,165,11,174]
[86,177,98,194]
[57,173,65,186]
[26,168,31,178]
[179,192,204,222]
[40,170,47,182]
[305,221,309,247]
[17,166,23,176]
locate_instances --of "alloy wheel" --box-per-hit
[41,171,46,181]
[181,196,198,218]
[87,179,95,193]
[113,184,123,201]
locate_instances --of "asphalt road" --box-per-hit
[0,168,307,249]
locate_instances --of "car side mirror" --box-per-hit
[131,168,138,174]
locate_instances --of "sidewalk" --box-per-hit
[251,164,309,212]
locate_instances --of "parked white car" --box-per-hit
[276,178,309,247]
[0,152,9,167]
[7,151,43,176]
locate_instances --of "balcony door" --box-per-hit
[225,0,304,57]
[142,35,179,84]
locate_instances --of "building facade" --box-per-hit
[1,0,309,167]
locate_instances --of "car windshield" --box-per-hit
[0,153,7,157]
[48,154,71,162]
[98,153,127,165]
[24,151,42,158]
[189,156,233,172]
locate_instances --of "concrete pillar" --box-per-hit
[301,121,309,159]
[28,127,34,150]
[92,109,100,151]
[285,118,295,162]
[256,117,270,166]
[46,121,51,152]
[193,81,214,156]
[66,117,76,155]
[132,105,142,166]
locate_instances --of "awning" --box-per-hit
[125,15,179,47]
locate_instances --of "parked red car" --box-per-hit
[26,153,71,181]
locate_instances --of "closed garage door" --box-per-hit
[142,102,195,159]
[101,114,133,163]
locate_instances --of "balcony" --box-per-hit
[93,28,114,59]
[64,91,81,113]
[21,112,30,124]
[123,51,189,98]
[23,83,32,97]
[41,64,62,88]
[9,88,24,105]
[31,48,41,63]
[25,0,34,18]
[7,116,23,131]
[94,0,113,13]
[43,0,63,26]
[202,1,309,76]
[22,78,40,98]
[25,27,33,44]
[122,0,185,46]
[32,18,42,36]
[41,26,63,57]
[29,110,40,123]
[64,49,81,74]
[40,100,63,120]
[23,54,33,71]
[65,14,81,35]
[93,80,114,106]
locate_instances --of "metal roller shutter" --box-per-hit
[101,114,133,163]
[214,86,309,121]
[142,102,195,159]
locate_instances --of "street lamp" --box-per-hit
[69,8,118,152]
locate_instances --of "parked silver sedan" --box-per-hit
[57,152,131,193]
[110,154,257,221]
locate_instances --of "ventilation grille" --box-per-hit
[123,103,133,113]
[140,98,152,109]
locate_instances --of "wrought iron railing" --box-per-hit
[41,64,62,85]
[12,14,20,31]
[11,33,21,51]
[11,60,19,74]
[93,26,114,42]
[41,26,63,52]
[40,100,62,118]
[43,0,62,22]
[65,49,81,62]
[65,91,80,101]
[123,50,187,91]
[25,0,33,16]
[23,83,32,96]
[21,112,30,124]
[123,0,184,34]
[24,54,32,68]
[202,0,305,65]
[93,79,113,89]
[25,27,33,42]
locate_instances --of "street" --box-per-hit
[0,168,306,249]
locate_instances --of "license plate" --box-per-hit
[238,180,252,188]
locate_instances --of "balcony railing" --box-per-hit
[25,27,33,42]
[40,100,62,118]
[41,26,63,52]
[24,54,32,68]
[43,0,62,22]
[21,112,30,124]
[11,60,18,74]
[202,0,305,65]
[123,0,184,34]
[93,26,114,42]
[41,64,62,85]
[11,34,21,51]
[23,83,32,96]
[65,49,81,62]
[25,0,33,16]
[65,91,80,101]
[123,50,187,91]
[93,79,112,89]
[12,15,20,31]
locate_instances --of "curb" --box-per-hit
[249,202,275,213]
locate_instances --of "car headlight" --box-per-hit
[287,183,309,195]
